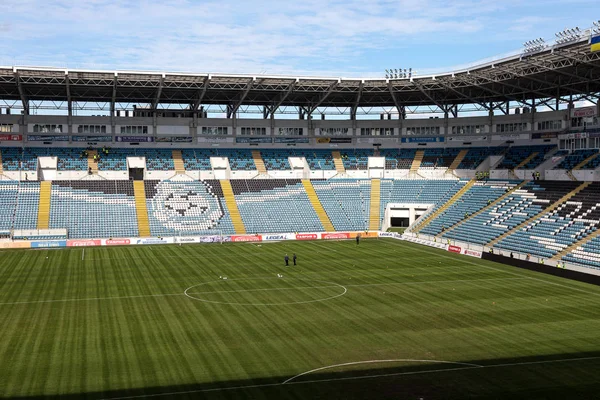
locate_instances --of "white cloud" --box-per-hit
[0,0,596,76]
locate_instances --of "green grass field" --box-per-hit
[1,239,600,399]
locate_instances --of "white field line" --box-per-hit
[100,355,600,400]
[282,359,483,384]
[0,276,528,307]
[186,277,529,296]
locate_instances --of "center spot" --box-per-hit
[184,277,347,306]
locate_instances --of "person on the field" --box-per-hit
[293,253,297,266]
[284,254,289,266]
[356,234,360,245]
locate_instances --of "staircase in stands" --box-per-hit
[410,150,424,173]
[0,150,3,176]
[514,152,538,170]
[37,181,52,229]
[436,180,529,238]
[448,149,468,171]
[573,152,600,171]
[301,179,335,232]
[552,228,600,261]
[488,181,591,246]
[368,179,381,230]
[412,179,475,233]
[87,150,98,174]
[133,181,151,237]
[252,150,268,174]
[332,151,346,174]
[172,150,185,174]
[220,180,247,234]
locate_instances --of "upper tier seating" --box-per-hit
[1,147,42,171]
[494,181,592,258]
[181,149,213,170]
[495,145,555,170]
[380,149,416,169]
[458,147,506,169]
[233,179,324,233]
[419,181,511,236]
[554,149,598,170]
[144,149,175,171]
[312,179,371,231]
[97,149,130,171]
[421,148,461,168]
[260,150,291,170]
[340,149,371,170]
[50,181,138,238]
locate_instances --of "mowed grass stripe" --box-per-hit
[0,239,599,398]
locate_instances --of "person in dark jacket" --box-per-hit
[293,253,297,266]
[284,254,289,266]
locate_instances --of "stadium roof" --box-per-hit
[1,36,599,115]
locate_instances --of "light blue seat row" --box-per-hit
[235,180,323,233]
[313,179,371,231]
[49,181,138,238]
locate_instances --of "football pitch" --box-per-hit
[1,239,600,399]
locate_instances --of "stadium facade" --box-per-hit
[0,25,600,274]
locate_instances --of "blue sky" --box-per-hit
[0,0,598,77]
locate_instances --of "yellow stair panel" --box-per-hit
[448,149,469,170]
[302,180,335,232]
[220,180,246,234]
[252,150,267,174]
[410,150,424,173]
[436,181,529,238]
[172,150,185,174]
[87,150,98,174]
[368,179,381,230]
[488,182,590,246]
[513,152,539,170]
[573,152,600,171]
[412,179,476,233]
[331,151,346,174]
[133,181,151,237]
[37,181,52,230]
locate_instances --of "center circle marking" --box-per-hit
[184,277,347,306]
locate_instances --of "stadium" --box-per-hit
[1,11,600,399]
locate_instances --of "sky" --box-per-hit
[0,0,598,78]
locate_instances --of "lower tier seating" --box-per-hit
[312,179,371,231]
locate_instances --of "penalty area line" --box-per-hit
[100,355,600,400]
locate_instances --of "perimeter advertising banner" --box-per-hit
[28,135,69,141]
[229,235,262,242]
[72,136,112,142]
[321,232,350,240]
[263,234,295,241]
[0,241,31,249]
[274,137,310,144]
[447,245,462,254]
[532,132,558,139]
[235,137,272,144]
[295,233,319,240]
[572,106,597,118]
[0,134,22,141]
[316,138,352,144]
[103,238,131,246]
[461,248,482,258]
[116,136,154,143]
[30,240,67,248]
[67,239,102,247]
[401,137,445,143]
